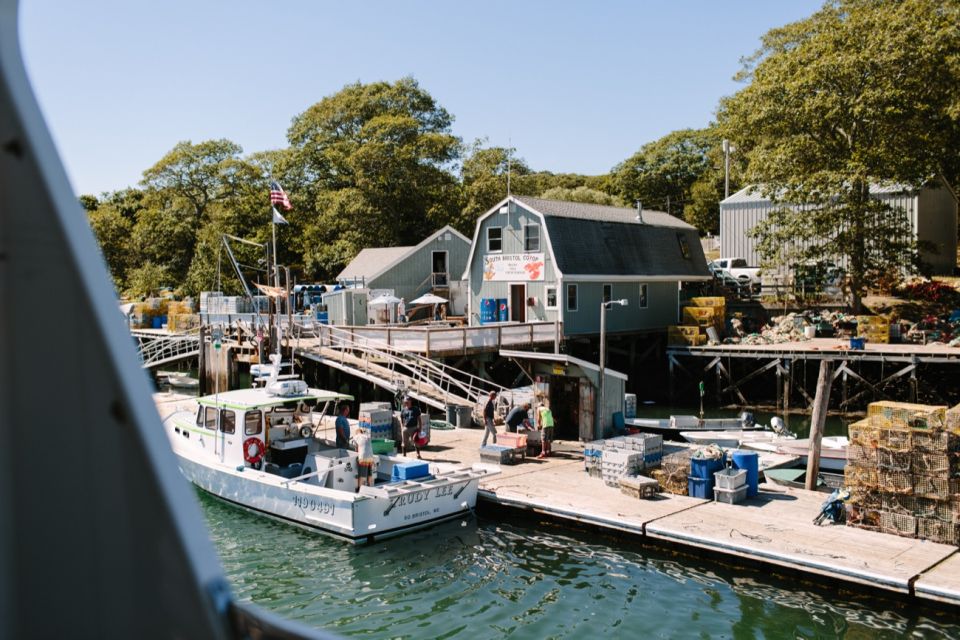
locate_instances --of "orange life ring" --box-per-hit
[243,437,265,465]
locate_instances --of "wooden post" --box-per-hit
[782,359,790,414]
[805,359,834,491]
[715,360,722,404]
[775,364,782,412]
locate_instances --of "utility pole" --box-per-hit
[599,299,628,439]
[722,139,732,199]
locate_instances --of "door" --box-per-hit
[578,380,595,442]
[432,251,448,287]
[510,283,526,323]
[550,376,579,440]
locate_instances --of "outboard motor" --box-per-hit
[770,416,796,438]
[739,411,755,428]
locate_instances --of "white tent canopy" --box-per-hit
[410,293,448,305]
[368,294,401,306]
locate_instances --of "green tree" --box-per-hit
[612,128,714,221]
[125,261,170,298]
[459,142,531,229]
[539,185,622,206]
[718,0,960,309]
[87,202,133,290]
[286,78,462,279]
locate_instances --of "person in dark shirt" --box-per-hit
[334,402,351,449]
[504,402,532,433]
[482,390,497,446]
[400,396,423,459]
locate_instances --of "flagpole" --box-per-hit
[271,211,281,358]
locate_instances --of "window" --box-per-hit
[220,409,236,434]
[730,258,748,268]
[566,284,578,311]
[244,410,263,435]
[202,406,217,430]
[602,284,612,304]
[677,233,691,259]
[523,224,540,252]
[487,227,502,252]
[639,283,648,309]
[545,287,558,310]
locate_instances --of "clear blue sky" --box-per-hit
[20,1,822,196]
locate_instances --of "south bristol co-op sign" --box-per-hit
[483,253,545,281]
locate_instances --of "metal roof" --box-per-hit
[337,247,412,282]
[514,195,695,229]
[721,183,918,205]
[197,387,351,410]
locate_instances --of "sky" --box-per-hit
[19,1,823,197]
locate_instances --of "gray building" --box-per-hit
[336,225,472,318]
[720,180,959,275]
[463,196,711,336]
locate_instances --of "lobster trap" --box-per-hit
[913,474,952,501]
[877,428,912,452]
[879,470,913,495]
[868,401,947,431]
[880,511,917,538]
[917,518,959,546]
[878,449,911,472]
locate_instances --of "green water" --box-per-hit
[197,492,959,639]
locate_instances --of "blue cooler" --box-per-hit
[690,453,726,479]
[391,461,429,481]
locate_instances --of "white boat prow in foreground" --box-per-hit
[162,381,497,543]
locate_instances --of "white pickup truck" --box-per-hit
[708,257,761,286]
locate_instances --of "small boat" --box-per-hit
[775,436,848,472]
[626,412,763,440]
[764,468,844,493]
[166,376,200,390]
[162,360,495,543]
[681,429,792,449]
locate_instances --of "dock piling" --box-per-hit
[805,359,833,491]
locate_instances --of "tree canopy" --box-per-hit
[719,0,960,307]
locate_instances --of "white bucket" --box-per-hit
[803,325,816,339]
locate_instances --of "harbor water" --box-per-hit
[197,491,960,639]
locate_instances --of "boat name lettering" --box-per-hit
[292,495,335,515]
[404,509,436,522]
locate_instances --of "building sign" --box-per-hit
[483,253,545,281]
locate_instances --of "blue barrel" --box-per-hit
[850,337,865,350]
[497,298,509,322]
[479,298,496,324]
[690,453,725,479]
[732,450,759,497]
[316,311,329,324]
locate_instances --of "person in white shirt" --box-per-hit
[351,426,375,491]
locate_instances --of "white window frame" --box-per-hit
[545,286,558,310]
[523,223,540,252]
[487,226,503,253]
[602,283,612,304]
[638,283,648,309]
[566,283,578,312]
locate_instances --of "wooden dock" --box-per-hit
[152,395,960,609]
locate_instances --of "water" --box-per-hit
[197,491,960,639]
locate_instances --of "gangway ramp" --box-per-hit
[294,324,517,417]
[136,331,200,369]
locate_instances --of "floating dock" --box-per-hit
[153,395,959,609]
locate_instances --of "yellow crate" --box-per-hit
[668,325,701,338]
[688,297,726,308]
[668,333,707,347]
[856,315,888,328]
[867,402,947,430]
[683,306,722,321]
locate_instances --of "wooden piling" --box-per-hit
[805,359,833,491]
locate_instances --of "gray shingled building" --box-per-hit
[463,196,711,336]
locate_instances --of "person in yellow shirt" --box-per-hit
[535,398,554,459]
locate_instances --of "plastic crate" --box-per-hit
[688,476,714,499]
[690,454,726,480]
[498,432,528,451]
[714,468,747,490]
[714,484,748,504]
[480,445,520,466]
[689,296,726,308]
[371,439,395,455]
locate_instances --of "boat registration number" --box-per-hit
[292,495,335,515]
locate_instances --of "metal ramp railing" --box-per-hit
[294,323,518,418]
[137,330,200,369]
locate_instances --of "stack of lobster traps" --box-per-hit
[845,401,960,545]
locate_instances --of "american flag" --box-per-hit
[269,180,292,210]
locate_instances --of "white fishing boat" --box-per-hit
[625,412,763,439]
[775,436,849,472]
[162,362,496,543]
[166,376,200,390]
[680,430,791,449]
